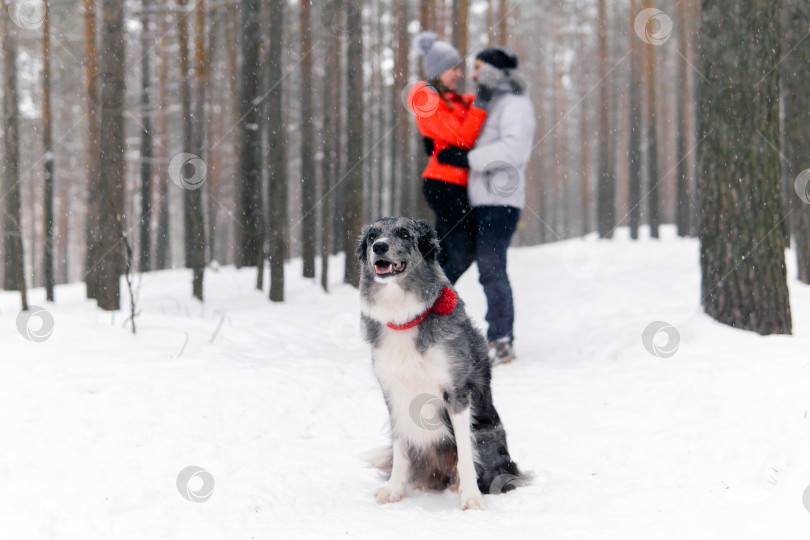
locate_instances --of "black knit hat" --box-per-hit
[475,47,518,70]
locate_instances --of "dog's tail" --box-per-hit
[359,446,393,473]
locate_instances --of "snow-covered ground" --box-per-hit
[2,226,810,540]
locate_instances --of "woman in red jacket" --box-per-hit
[408,32,498,284]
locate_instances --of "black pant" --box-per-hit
[422,178,476,284]
[475,206,520,342]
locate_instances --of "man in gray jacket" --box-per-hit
[437,47,536,365]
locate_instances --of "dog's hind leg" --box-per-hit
[374,438,410,504]
[449,406,485,510]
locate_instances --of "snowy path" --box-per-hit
[2,227,810,539]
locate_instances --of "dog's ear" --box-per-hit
[414,219,440,261]
[356,224,370,262]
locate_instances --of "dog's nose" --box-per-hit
[372,241,388,255]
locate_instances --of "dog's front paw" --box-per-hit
[460,488,485,510]
[374,484,404,504]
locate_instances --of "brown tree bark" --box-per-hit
[642,0,660,239]
[83,0,102,299]
[267,0,287,301]
[627,0,642,239]
[344,5,364,287]
[781,0,810,283]
[97,0,126,311]
[697,0,791,334]
[138,0,153,272]
[42,2,55,301]
[154,0,170,270]
[2,1,28,309]
[596,0,615,238]
[675,0,691,237]
[300,0,316,278]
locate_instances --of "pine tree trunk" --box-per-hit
[642,0,660,239]
[139,0,153,272]
[238,0,264,273]
[185,0,207,300]
[697,0,791,335]
[344,6,364,287]
[154,0,170,270]
[299,0,316,278]
[83,0,102,299]
[2,2,27,307]
[320,20,339,293]
[497,0,508,46]
[451,0,468,92]
[42,3,55,301]
[675,0,690,237]
[97,0,126,311]
[627,0,642,240]
[781,0,810,284]
[267,0,287,302]
[596,0,615,238]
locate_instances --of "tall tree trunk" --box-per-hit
[42,2,55,301]
[627,0,642,240]
[675,0,690,236]
[596,0,615,238]
[344,5,364,287]
[497,0,507,46]
[578,33,591,237]
[139,0,153,272]
[320,17,339,293]
[782,0,810,283]
[83,0,102,299]
[697,0,791,335]
[97,0,126,311]
[451,0,468,91]
[642,0,660,239]
[186,0,207,299]
[154,0,170,270]
[238,0,264,275]
[2,1,28,309]
[393,0,410,216]
[299,0,316,278]
[267,0,287,301]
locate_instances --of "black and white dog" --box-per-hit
[358,217,524,510]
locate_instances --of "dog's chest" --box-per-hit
[372,330,452,446]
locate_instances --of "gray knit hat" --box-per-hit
[413,32,461,80]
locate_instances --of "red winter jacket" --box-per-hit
[408,81,487,187]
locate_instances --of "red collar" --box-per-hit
[387,287,458,331]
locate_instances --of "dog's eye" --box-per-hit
[398,229,410,240]
[367,232,377,242]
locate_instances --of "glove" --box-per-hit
[436,147,470,169]
[473,63,503,110]
[422,137,434,156]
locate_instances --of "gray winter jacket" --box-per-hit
[466,71,536,208]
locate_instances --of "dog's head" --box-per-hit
[356,217,440,282]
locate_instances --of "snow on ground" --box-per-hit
[2,226,810,540]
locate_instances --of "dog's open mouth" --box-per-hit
[374,260,407,276]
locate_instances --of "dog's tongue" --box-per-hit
[376,263,392,275]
